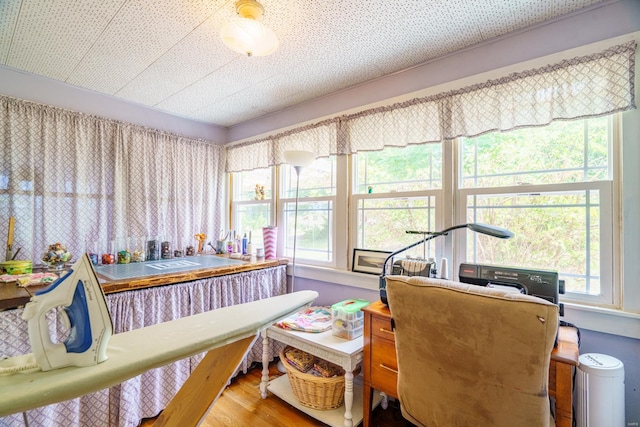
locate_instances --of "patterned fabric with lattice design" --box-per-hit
[0,96,225,265]
[225,41,636,172]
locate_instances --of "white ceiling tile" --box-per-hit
[66,0,228,93]
[3,0,124,80]
[155,52,285,114]
[115,19,238,106]
[0,1,21,64]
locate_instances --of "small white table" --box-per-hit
[260,326,364,427]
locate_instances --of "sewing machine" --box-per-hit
[459,263,565,316]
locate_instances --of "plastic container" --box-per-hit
[0,260,33,275]
[331,299,369,340]
[576,353,625,427]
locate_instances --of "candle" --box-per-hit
[6,217,14,248]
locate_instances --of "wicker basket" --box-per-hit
[280,347,345,410]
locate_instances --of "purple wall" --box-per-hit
[0,65,227,143]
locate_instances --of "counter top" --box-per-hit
[0,256,289,311]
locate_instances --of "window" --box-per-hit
[353,144,442,259]
[280,156,337,264]
[458,116,616,305]
[231,168,273,250]
[229,116,620,308]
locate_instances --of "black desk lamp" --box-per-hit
[379,223,513,304]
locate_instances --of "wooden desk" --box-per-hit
[362,300,580,427]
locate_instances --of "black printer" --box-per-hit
[458,263,565,316]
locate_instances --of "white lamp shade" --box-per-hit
[284,150,316,167]
[220,18,278,57]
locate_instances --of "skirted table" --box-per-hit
[0,262,287,427]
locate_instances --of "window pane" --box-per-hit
[282,157,336,198]
[284,200,333,262]
[235,203,271,250]
[466,190,601,295]
[355,144,442,194]
[461,117,609,188]
[356,197,436,257]
[233,168,272,201]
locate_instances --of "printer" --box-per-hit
[459,263,565,316]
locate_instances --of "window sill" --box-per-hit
[562,303,640,340]
[291,264,640,340]
[292,264,380,291]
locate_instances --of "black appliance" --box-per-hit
[458,263,564,316]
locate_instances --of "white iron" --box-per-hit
[21,253,113,371]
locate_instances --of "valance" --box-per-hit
[225,41,636,173]
[226,118,339,172]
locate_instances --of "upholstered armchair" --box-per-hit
[386,275,559,427]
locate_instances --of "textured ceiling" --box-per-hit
[0,0,606,128]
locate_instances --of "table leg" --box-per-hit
[260,331,269,399]
[363,383,373,427]
[343,370,354,427]
[555,362,574,427]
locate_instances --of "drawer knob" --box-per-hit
[379,363,398,374]
[379,327,395,336]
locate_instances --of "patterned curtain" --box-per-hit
[0,96,225,263]
[225,118,339,172]
[225,41,636,172]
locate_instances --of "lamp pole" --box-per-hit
[283,150,316,294]
[290,165,302,293]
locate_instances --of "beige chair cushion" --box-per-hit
[386,275,558,427]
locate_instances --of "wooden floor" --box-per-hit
[140,362,412,427]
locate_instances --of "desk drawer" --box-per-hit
[371,316,395,342]
[370,335,398,396]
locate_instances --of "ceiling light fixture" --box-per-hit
[220,0,279,57]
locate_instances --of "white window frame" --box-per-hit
[228,112,638,339]
[454,181,617,306]
[277,161,338,267]
[230,167,277,249]
[349,190,443,268]
[449,114,621,308]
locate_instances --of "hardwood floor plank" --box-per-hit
[199,365,322,427]
[141,362,409,427]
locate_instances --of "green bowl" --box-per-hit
[0,260,33,275]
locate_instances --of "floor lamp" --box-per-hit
[283,150,316,293]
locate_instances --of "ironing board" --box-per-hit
[0,290,318,426]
